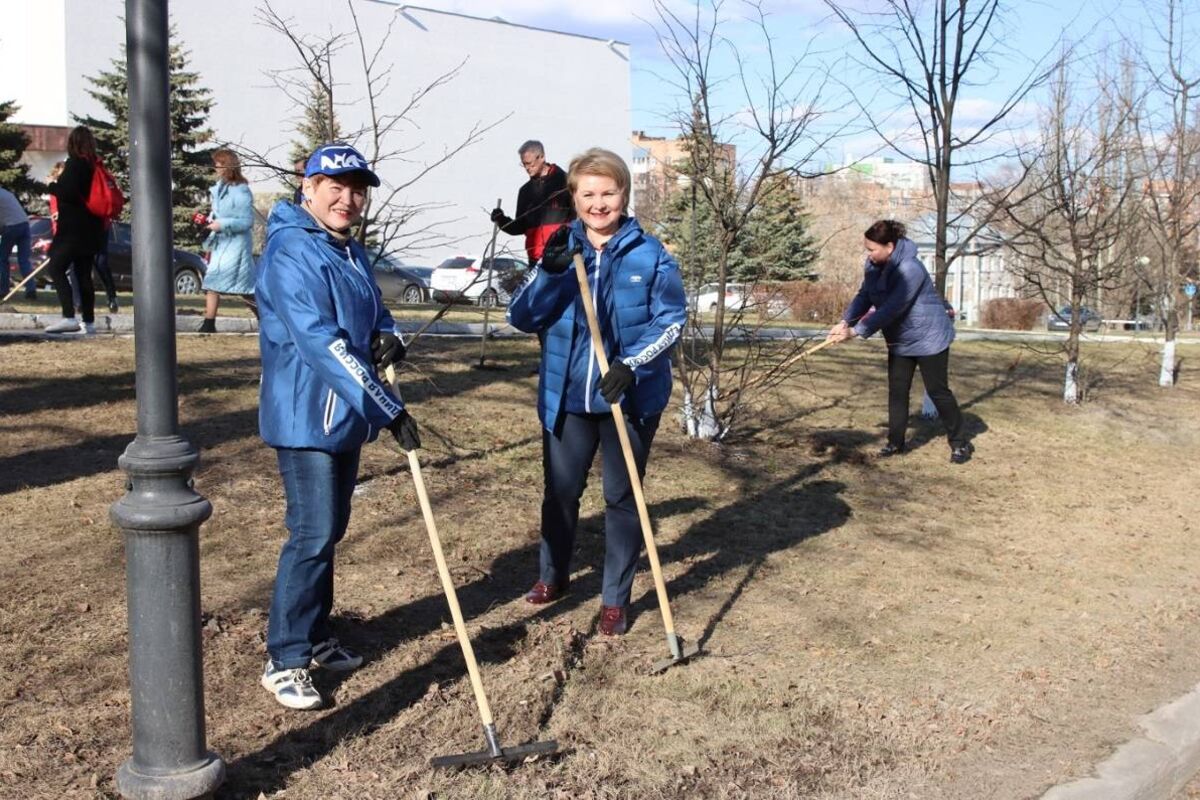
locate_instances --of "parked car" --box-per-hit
[691,282,748,312]
[10,216,207,295]
[368,253,432,304]
[1046,305,1102,332]
[429,255,528,307]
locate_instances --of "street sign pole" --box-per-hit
[110,1,225,797]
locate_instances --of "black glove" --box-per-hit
[386,409,421,451]
[599,360,635,403]
[371,331,405,370]
[490,207,511,227]
[540,225,580,274]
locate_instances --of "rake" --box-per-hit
[1,257,52,304]
[570,252,701,674]
[385,366,559,768]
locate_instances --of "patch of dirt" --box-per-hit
[0,335,1198,799]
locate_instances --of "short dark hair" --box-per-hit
[864,219,906,245]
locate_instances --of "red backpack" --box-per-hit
[85,158,125,221]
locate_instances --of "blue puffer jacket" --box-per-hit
[256,201,404,452]
[844,237,954,357]
[507,217,687,432]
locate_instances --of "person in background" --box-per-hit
[0,186,34,300]
[255,143,419,710]
[43,126,105,334]
[198,149,256,333]
[507,147,687,637]
[489,139,574,267]
[826,219,972,464]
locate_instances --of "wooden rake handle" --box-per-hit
[384,364,495,728]
[0,257,52,305]
[570,251,681,644]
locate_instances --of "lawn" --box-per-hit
[0,333,1197,799]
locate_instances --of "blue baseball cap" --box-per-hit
[304,144,380,187]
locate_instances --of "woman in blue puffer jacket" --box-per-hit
[254,143,420,711]
[827,219,972,464]
[507,147,687,637]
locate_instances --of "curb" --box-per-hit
[0,312,532,338]
[1042,681,1200,800]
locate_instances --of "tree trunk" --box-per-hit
[680,379,721,440]
[1159,294,1177,387]
[1064,328,1081,404]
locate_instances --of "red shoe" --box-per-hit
[599,605,628,636]
[525,580,566,605]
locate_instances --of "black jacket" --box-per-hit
[49,156,106,253]
[499,164,574,263]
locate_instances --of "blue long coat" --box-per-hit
[202,181,256,294]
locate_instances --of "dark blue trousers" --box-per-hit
[539,412,660,607]
[268,447,360,669]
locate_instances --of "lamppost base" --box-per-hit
[116,752,225,800]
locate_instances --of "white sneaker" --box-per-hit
[261,662,323,710]
[83,323,96,335]
[310,638,363,672]
[45,317,81,334]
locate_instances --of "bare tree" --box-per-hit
[233,0,510,260]
[992,55,1139,403]
[649,0,845,440]
[823,0,1060,294]
[1127,0,1200,386]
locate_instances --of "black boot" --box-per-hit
[877,443,906,457]
[198,317,217,334]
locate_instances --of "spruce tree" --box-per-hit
[75,28,214,246]
[289,82,342,165]
[743,177,819,282]
[0,101,44,209]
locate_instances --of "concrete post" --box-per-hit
[110,1,225,797]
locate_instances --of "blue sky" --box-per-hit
[407,1,1161,168]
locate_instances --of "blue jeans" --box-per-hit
[1,221,34,298]
[267,447,361,669]
[540,412,660,607]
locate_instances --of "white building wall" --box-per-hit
[3,1,632,264]
[0,0,68,126]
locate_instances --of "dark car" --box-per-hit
[10,216,207,295]
[1047,305,1102,332]
[368,253,432,304]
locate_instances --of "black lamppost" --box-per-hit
[110,1,225,797]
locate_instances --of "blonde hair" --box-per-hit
[212,148,248,185]
[567,148,631,212]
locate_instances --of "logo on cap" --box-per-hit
[320,150,367,171]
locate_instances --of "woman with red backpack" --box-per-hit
[43,126,107,334]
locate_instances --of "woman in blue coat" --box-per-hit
[507,147,687,636]
[255,143,419,710]
[828,220,971,463]
[199,149,256,332]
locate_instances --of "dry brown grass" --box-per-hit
[0,333,1198,799]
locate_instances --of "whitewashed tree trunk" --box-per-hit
[1063,360,1080,404]
[1159,338,1177,387]
[680,380,721,439]
[920,391,938,418]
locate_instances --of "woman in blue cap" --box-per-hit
[255,143,421,710]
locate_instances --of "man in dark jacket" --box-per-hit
[489,140,574,266]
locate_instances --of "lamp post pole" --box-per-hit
[110,1,225,797]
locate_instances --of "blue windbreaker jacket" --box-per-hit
[843,237,955,357]
[256,201,403,452]
[506,217,687,432]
